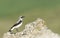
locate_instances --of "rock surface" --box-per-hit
[3,18,60,38]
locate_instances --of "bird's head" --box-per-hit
[16,16,25,23]
[20,16,25,18]
[19,16,25,20]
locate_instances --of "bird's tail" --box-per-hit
[8,29,11,32]
[8,26,13,32]
[8,29,13,34]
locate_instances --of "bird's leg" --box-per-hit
[16,28,19,32]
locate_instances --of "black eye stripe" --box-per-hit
[21,16,24,18]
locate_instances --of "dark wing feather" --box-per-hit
[11,21,22,29]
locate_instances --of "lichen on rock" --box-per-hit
[3,18,60,38]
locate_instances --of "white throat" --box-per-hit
[17,18,23,23]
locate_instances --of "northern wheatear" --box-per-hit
[9,16,25,33]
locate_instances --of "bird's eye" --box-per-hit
[21,16,25,18]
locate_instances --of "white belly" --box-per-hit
[11,23,22,30]
[15,23,22,28]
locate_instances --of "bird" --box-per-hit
[8,16,25,34]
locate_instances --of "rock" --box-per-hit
[3,18,60,38]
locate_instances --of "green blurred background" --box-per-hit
[0,0,60,38]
